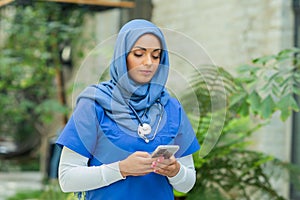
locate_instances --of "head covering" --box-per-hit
[77,19,170,131]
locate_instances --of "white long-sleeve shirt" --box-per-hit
[59,146,196,193]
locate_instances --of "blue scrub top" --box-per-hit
[57,97,200,200]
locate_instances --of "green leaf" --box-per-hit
[277,48,300,60]
[174,190,187,197]
[253,155,274,167]
[238,100,250,116]
[293,87,300,96]
[290,96,300,112]
[266,71,279,83]
[229,92,247,107]
[247,91,261,113]
[277,95,299,121]
[279,75,293,88]
[271,84,282,97]
[260,95,275,119]
[252,55,276,65]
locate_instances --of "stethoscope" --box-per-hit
[127,100,164,143]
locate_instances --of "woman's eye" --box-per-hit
[134,52,143,57]
[152,53,160,59]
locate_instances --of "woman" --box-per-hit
[57,19,200,200]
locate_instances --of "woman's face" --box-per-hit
[126,34,162,84]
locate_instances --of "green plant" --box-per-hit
[233,48,300,120]
[0,1,88,172]
[182,48,300,199]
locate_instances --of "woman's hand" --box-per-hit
[119,151,154,177]
[151,156,180,177]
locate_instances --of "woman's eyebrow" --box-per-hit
[132,46,161,52]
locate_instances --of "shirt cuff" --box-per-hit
[167,163,186,185]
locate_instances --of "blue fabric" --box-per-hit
[49,144,62,179]
[77,19,170,131]
[57,97,200,200]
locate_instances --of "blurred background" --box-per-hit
[0,0,299,200]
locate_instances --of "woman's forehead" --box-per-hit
[132,34,161,49]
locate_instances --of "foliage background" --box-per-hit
[183,49,300,199]
[0,1,87,173]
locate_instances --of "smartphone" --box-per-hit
[151,145,180,159]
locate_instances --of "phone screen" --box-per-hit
[151,145,179,159]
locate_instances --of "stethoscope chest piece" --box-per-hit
[138,123,152,136]
[127,100,163,143]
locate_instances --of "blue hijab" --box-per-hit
[77,19,170,131]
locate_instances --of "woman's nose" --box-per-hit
[143,54,152,66]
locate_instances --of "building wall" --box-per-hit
[67,9,121,108]
[152,0,294,69]
[151,0,294,198]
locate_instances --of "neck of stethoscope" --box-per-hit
[127,99,162,126]
[127,103,144,126]
[127,100,163,143]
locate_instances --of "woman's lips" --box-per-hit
[139,70,152,75]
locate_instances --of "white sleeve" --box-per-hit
[167,154,197,193]
[58,146,125,192]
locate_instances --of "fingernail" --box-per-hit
[151,161,156,168]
